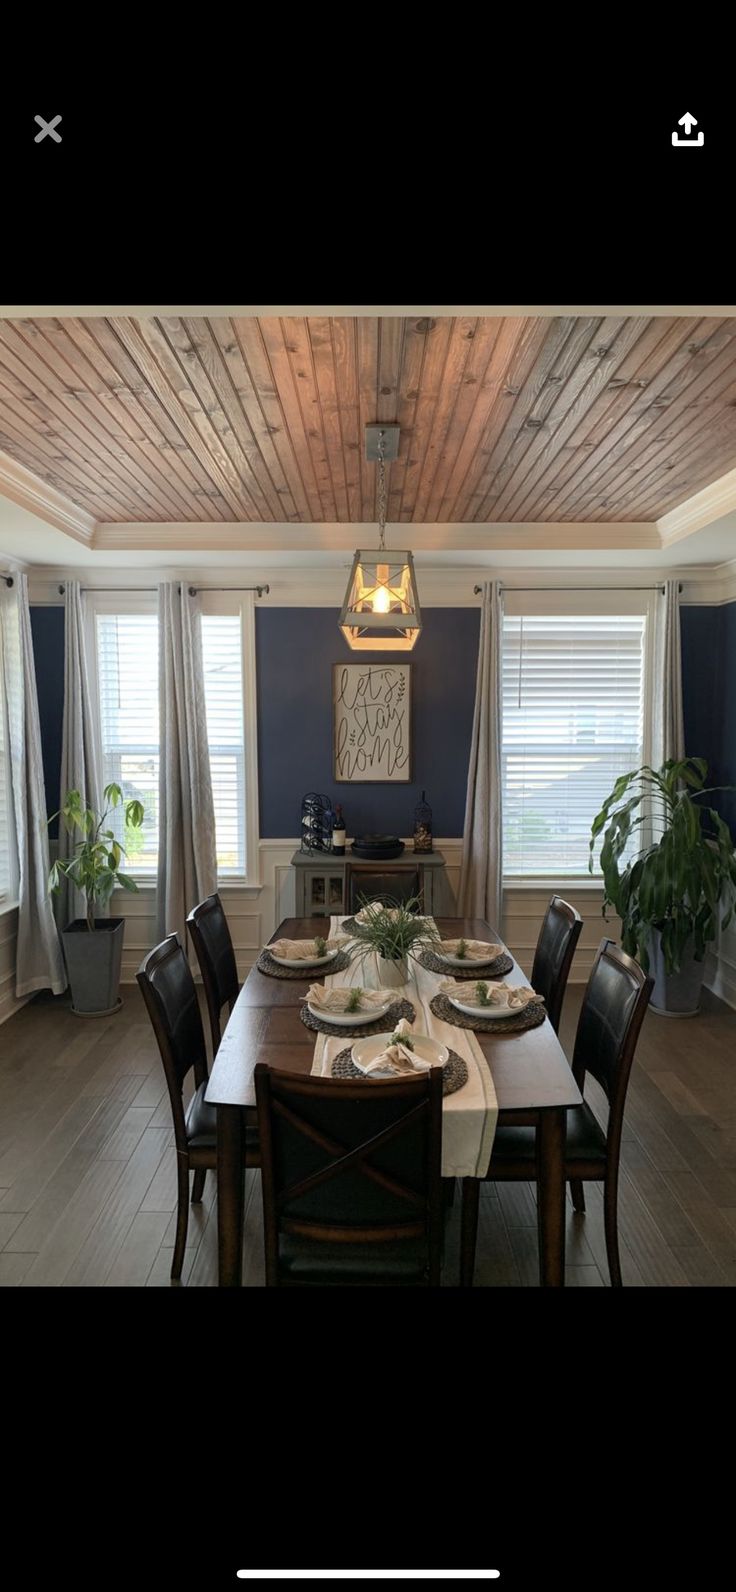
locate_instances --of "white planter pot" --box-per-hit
[362,951,409,989]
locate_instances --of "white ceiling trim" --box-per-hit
[92,521,661,554]
[657,466,736,546]
[0,452,95,544]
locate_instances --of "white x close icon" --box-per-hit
[34,115,62,143]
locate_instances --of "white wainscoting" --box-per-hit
[704,918,736,1010]
[0,905,27,1026]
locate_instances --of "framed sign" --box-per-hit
[333,662,411,783]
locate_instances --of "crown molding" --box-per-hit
[0,452,96,544]
[92,520,660,554]
[657,466,736,546]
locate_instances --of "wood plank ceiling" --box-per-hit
[0,314,735,524]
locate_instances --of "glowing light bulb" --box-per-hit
[372,585,391,614]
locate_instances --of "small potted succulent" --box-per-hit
[346,894,439,989]
[48,784,144,1016]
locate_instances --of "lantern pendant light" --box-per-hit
[339,424,422,651]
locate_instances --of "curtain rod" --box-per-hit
[2,575,14,587]
[57,583,270,596]
[473,583,683,594]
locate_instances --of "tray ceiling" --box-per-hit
[1,314,736,526]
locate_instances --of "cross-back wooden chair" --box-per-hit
[255,1064,444,1286]
[186,892,240,1058]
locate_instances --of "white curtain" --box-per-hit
[57,580,103,926]
[651,579,686,768]
[156,583,217,945]
[457,579,504,929]
[0,575,67,996]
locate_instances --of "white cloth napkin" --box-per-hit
[437,937,503,961]
[356,1018,432,1076]
[305,983,392,1014]
[310,916,499,1178]
[439,976,543,1008]
[269,936,345,960]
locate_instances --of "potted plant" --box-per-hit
[589,757,736,1015]
[48,784,144,1016]
[346,894,439,989]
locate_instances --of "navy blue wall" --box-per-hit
[255,608,480,837]
[681,601,736,832]
[30,606,65,838]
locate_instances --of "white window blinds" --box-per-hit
[95,609,246,879]
[201,614,245,876]
[96,612,160,873]
[502,613,646,877]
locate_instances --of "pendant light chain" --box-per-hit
[377,428,387,553]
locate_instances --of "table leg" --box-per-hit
[459,1177,480,1287]
[217,1104,245,1287]
[536,1108,566,1287]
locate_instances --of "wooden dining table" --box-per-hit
[205,916,583,1287]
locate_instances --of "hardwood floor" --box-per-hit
[1,981,736,1286]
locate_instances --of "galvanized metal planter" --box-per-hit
[648,930,705,1017]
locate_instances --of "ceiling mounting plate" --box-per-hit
[365,423,401,461]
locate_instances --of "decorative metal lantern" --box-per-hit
[339,425,422,652]
[413,790,433,853]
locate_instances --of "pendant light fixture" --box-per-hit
[338,423,422,651]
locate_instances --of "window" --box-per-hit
[0,645,10,899]
[94,603,251,881]
[502,611,647,878]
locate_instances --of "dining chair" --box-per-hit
[255,1063,444,1286]
[346,866,421,915]
[186,892,240,1057]
[460,939,653,1287]
[531,895,583,1034]
[137,934,259,1281]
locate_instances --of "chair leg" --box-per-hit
[460,1178,481,1286]
[191,1167,206,1204]
[570,1177,586,1213]
[443,1177,456,1209]
[603,1176,622,1287]
[171,1156,190,1281]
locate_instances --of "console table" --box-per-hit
[291,847,450,917]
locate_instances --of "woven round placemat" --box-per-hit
[257,949,353,980]
[418,948,513,979]
[340,916,360,935]
[299,996,416,1038]
[331,1046,468,1098]
[429,992,546,1035]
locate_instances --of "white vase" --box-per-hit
[364,951,409,989]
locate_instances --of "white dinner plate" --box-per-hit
[437,949,502,968]
[351,1032,449,1074]
[306,998,393,1027]
[449,993,524,1019]
[270,947,341,969]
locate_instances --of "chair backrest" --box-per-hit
[136,935,209,1151]
[255,1065,443,1285]
[346,867,421,915]
[531,895,583,1033]
[186,893,239,1056]
[572,938,653,1163]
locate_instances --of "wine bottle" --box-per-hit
[332,804,346,855]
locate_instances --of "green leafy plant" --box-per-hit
[475,980,492,1007]
[390,1027,414,1048]
[314,935,328,958]
[346,987,365,1013]
[589,757,736,975]
[455,937,468,960]
[347,894,438,977]
[48,784,145,932]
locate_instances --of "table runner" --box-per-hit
[310,917,498,1177]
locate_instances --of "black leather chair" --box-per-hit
[346,866,421,915]
[460,939,653,1287]
[255,1064,444,1286]
[186,892,240,1057]
[137,935,258,1281]
[531,896,583,1034]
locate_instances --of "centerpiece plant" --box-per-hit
[346,894,438,989]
